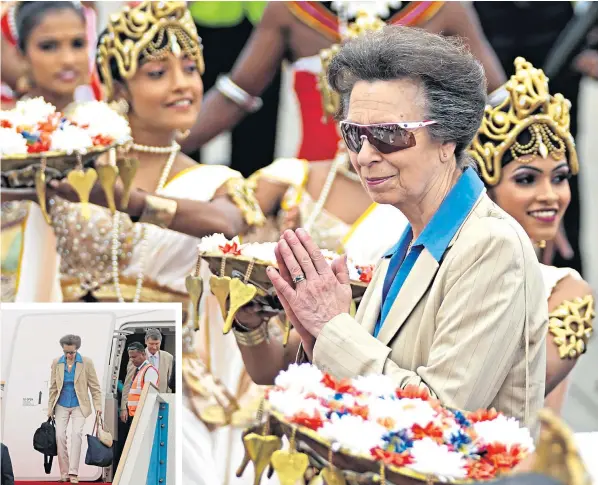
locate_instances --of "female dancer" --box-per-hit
[1,0,95,302]
[469,57,595,413]
[181,0,506,162]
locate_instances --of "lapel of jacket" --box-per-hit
[74,358,83,384]
[356,259,389,335]
[57,361,65,388]
[377,248,440,346]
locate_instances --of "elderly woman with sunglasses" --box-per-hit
[48,334,102,483]
[234,26,547,430]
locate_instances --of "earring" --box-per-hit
[176,129,190,140]
[537,240,547,249]
[110,98,129,116]
[16,74,31,95]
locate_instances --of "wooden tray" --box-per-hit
[268,411,476,485]
[1,143,117,188]
[201,253,369,301]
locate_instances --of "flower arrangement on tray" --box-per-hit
[185,234,376,341]
[237,364,534,485]
[1,97,133,221]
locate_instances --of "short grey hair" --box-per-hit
[327,26,487,169]
[59,334,82,349]
[145,328,162,342]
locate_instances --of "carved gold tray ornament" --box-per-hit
[1,98,134,223]
[236,364,536,485]
[194,236,372,341]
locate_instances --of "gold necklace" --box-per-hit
[110,141,180,303]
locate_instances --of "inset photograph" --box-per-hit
[0,303,181,485]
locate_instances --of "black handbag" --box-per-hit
[33,418,57,474]
[84,415,113,467]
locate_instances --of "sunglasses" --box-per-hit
[340,120,437,154]
[63,351,76,356]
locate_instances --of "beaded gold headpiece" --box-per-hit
[468,57,578,186]
[97,1,205,100]
[318,11,386,120]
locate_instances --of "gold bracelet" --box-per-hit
[233,321,269,347]
[225,178,265,227]
[139,194,177,228]
[548,294,595,359]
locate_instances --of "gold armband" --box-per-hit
[139,194,177,228]
[548,294,595,359]
[232,320,269,347]
[225,177,265,227]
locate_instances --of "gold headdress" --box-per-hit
[97,1,205,100]
[468,57,578,186]
[318,11,386,120]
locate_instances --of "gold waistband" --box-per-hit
[61,276,190,306]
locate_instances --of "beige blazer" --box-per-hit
[121,350,173,411]
[48,356,102,418]
[312,194,547,429]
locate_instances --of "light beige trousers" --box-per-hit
[55,404,86,477]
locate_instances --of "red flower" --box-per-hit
[290,411,324,430]
[219,241,242,256]
[467,408,500,423]
[0,119,12,128]
[396,385,431,401]
[482,443,526,473]
[320,374,358,395]
[357,265,374,283]
[466,460,496,480]
[92,134,114,147]
[370,447,414,467]
[411,422,444,443]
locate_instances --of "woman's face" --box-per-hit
[344,79,447,207]
[125,53,203,133]
[23,9,89,98]
[62,344,77,360]
[492,155,571,243]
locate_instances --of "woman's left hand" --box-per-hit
[48,176,124,209]
[267,229,353,339]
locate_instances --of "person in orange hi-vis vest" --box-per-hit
[126,342,159,418]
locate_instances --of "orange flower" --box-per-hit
[396,385,431,401]
[1,119,12,128]
[466,460,496,480]
[411,423,444,443]
[482,443,526,473]
[350,405,369,420]
[321,373,358,395]
[377,417,395,429]
[370,447,414,467]
[468,408,500,423]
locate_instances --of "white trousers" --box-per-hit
[55,404,86,477]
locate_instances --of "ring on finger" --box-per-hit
[293,274,306,284]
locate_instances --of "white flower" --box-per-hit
[353,374,396,397]
[407,438,468,479]
[0,128,27,155]
[473,415,535,452]
[268,390,327,418]
[330,0,403,20]
[319,414,386,455]
[50,124,93,153]
[240,242,277,263]
[11,97,56,126]
[274,364,333,398]
[366,397,439,430]
[69,101,131,143]
[197,234,240,254]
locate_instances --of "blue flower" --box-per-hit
[334,393,344,400]
[449,429,472,452]
[382,430,413,453]
[453,410,472,428]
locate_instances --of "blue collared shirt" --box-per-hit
[57,352,83,408]
[373,168,485,337]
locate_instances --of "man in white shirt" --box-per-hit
[120,329,173,423]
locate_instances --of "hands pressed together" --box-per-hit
[266,228,353,342]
